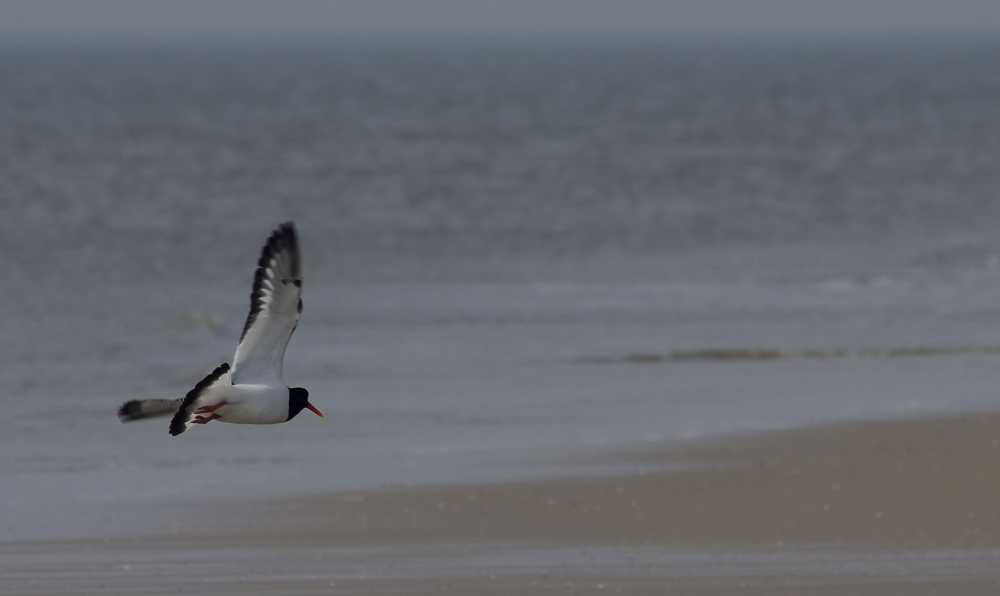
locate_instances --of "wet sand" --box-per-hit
[5,412,1000,594]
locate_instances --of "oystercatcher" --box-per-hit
[118,222,322,435]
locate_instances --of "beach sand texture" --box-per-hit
[5,412,1000,595]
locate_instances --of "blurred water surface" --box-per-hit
[3,40,1000,539]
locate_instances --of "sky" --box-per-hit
[1,0,1000,43]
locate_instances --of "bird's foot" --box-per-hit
[194,400,229,414]
[190,413,222,425]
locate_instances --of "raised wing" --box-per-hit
[231,222,302,385]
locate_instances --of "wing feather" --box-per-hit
[231,222,302,385]
[169,363,231,436]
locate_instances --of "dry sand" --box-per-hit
[260,412,1000,549]
[5,412,1000,594]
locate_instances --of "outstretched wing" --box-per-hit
[231,222,302,385]
[170,363,231,436]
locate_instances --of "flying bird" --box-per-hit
[118,222,322,435]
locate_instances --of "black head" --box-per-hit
[287,387,323,421]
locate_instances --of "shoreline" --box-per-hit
[5,411,1000,594]
[231,410,1000,549]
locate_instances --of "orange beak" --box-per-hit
[306,402,324,418]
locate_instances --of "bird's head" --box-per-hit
[287,387,323,421]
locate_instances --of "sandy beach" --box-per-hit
[279,412,1000,549]
[5,411,1000,595]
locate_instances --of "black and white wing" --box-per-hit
[231,222,302,385]
[169,362,231,436]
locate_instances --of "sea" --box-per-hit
[3,39,1000,540]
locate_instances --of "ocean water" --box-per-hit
[3,40,1000,540]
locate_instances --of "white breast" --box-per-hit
[210,384,290,425]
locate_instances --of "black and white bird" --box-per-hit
[118,222,323,436]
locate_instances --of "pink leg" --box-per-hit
[194,400,229,414]
[190,413,222,425]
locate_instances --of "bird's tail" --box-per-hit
[118,398,184,423]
